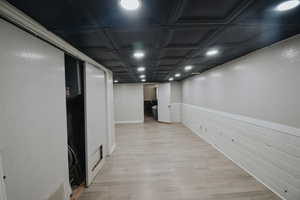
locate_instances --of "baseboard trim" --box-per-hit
[115,120,144,124]
[183,121,286,200]
[182,103,300,137]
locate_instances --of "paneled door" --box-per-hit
[157,83,171,123]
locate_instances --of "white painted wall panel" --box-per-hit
[170,82,182,122]
[114,84,144,124]
[158,83,171,122]
[170,82,182,103]
[181,35,300,200]
[0,19,70,200]
[85,63,107,185]
[105,72,116,154]
[182,35,300,128]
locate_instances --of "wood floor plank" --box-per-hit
[79,117,280,200]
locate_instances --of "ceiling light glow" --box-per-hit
[184,65,193,71]
[275,0,300,11]
[169,77,174,81]
[141,79,146,82]
[206,48,219,57]
[114,80,119,83]
[175,73,181,77]
[133,51,145,59]
[119,0,141,10]
[140,74,146,78]
[137,66,145,72]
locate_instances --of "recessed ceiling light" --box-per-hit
[137,66,145,72]
[184,65,193,71]
[133,51,145,59]
[114,80,119,83]
[169,77,174,81]
[175,73,181,77]
[139,74,146,78]
[206,48,219,57]
[275,0,300,11]
[119,0,141,10]
[141,79,146,82]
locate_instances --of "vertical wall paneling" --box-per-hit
[157,82,182,123]
[0,19,70,200]
[158,83,172,122]
[84,63,108,186]
[113,84,144,124]
[105,72,116,155]
[170,82,182,123]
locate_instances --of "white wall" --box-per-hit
[157,82,181,123]
[85,63,107,186]
[105,72,116,155]
[181,35,300,200]
[170,82,182,122]
[0,19,70,200]
[114,84,144,124]
[158,83,171,122]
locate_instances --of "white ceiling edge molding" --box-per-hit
[0,0,111,74]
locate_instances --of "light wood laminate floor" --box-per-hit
[79,117,280,200]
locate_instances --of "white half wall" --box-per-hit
[181,35,300,200]
[0,19,70,200]
[114,84,144,124]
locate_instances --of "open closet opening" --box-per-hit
[143,84,158,121]
[64,54,86,190]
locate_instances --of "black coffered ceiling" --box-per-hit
[7,0,300,83]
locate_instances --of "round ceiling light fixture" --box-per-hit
[114,80,119,83]
[120,0,141,11]
[137,66,145,72]
[141,79,146,82]
[206,48,219,57]
[184,65,193,71]
[139,74,146,78]
[175,73,181,77]
[275,0,300,11]
[168,77,174,81]
[133,51,145,59]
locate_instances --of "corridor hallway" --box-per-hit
[79,118,279,200]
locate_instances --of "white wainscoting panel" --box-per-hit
[182,103,300,200]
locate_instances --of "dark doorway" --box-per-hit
[143,84,158,120]
[64,54,86,190]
